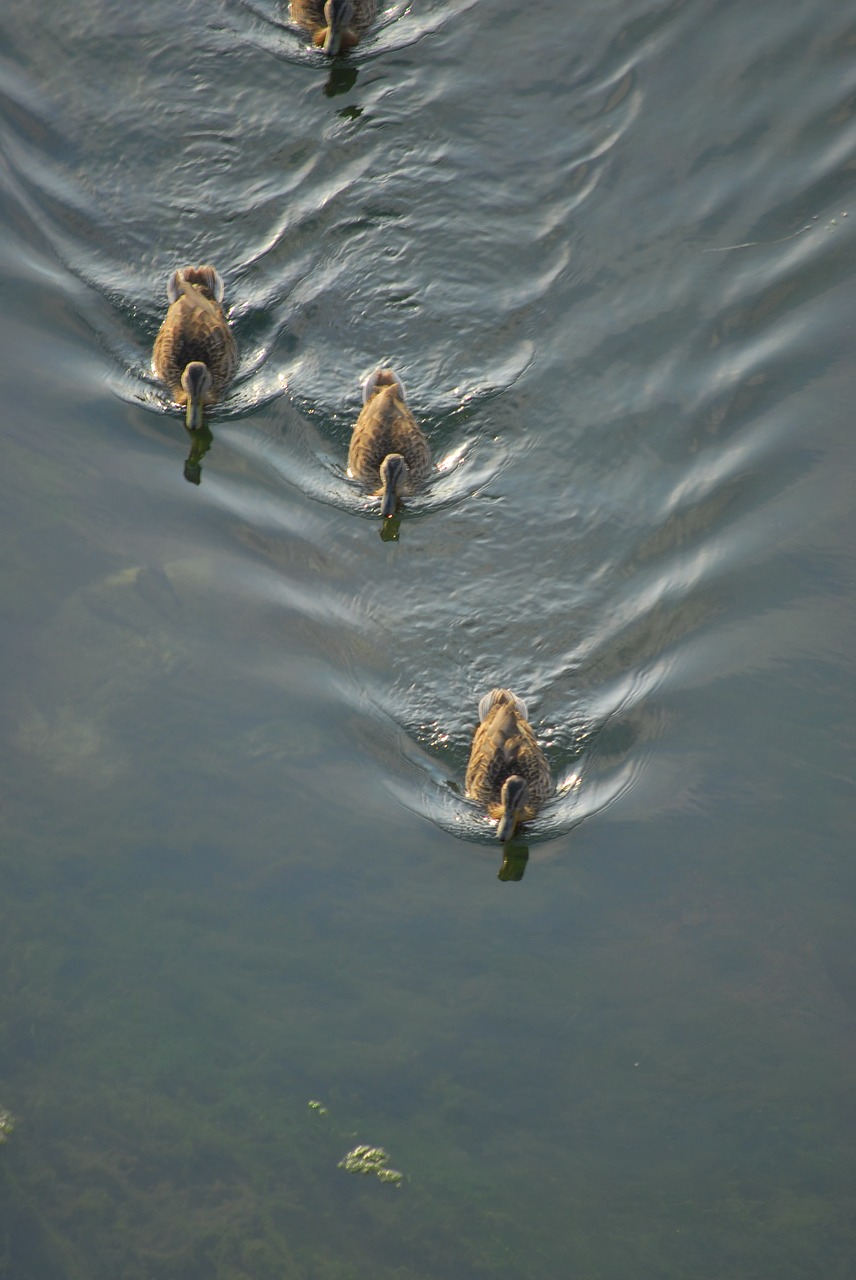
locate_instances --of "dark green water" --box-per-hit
[1,0,855,1275]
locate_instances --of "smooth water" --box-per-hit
[1,0,855,1275]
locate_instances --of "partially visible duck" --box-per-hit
[290,0,377,54]
[152,265,238,430]
[465,689,553,841]
[348,368,432,517]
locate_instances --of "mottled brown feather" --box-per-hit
[152,265,238,406]
[289,0,377,48]
[347,371,432,497]
[465,689,553,824]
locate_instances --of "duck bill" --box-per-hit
[380,488,397,518]
[322,25,343,54]
[185,396,204,431]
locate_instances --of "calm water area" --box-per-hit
[1,0,855,1275]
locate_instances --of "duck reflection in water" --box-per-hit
[379,511,402,542]
[324,64,359,99]
[152,265,238,434]
[348,367,432,523]
[466,689,552,844]
[290,0,377,55]
[498,843,530,882]
[182,423,213,486]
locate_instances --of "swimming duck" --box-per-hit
[290,0,377,54]
[465,689,552,841]
[348,368,432,517]
[152,265,238,430]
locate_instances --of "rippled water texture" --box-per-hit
[1,0,855,1275]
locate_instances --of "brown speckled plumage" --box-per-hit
[348,368,432,514]
[466,690,552,839]
[152,265,238,418]
[290,0,377,52]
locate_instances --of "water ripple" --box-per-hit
[3,0,848,860]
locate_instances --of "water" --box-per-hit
[1,0,855,1275]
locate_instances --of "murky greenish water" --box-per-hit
[1,0,855,1274]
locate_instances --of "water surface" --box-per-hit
[1,0,855,1275]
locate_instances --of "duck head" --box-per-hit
[379,453,409,518]
[181,361,214,430]
[496,775,530,842]
[321,0,355,54]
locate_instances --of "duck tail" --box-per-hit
[362,366,407,405]
[180,264,225,303]
[477,689,529,723]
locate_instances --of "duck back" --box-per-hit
[290,0,377,46]
[153,265,238,403]
[465,689,552,819]
[348,379,431,493]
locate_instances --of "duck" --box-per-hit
[290,0,377,54]
[465,689,552,841]
[152,265,238,431]
[348,368,432,517]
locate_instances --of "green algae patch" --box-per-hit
[0,1109,14,1143]
[307,1100,328,1116]
[338,1144,403,1186]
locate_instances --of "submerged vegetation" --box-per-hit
[338,1145,404,1186]
[2,789,855,1280]
[0,1108,14,1143]
[309,1101,404,1185]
